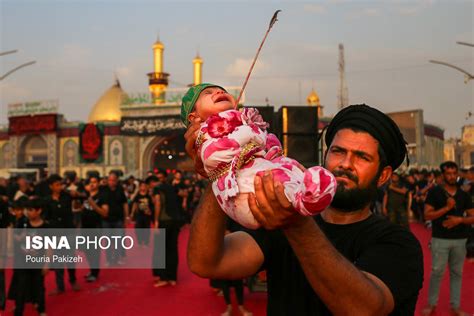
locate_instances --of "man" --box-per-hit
[186,102,424,315]
[0,185,10,313]
[152,169,183,287]
[102,172,129,266]
[422,161,474,316]
[82,175,109,282]
[13,176,33,201]
[43,174,81,294]
[383,173,411,228]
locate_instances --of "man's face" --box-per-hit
[108,174,118,188]
[17,178,28,191]
[324,129,390,212]
[139,183,148,194]
[26,208,41,220]
[13,208,23,219]
[442,167,458,186]
[88,178,99,192]
[49,181,62,194]
[157,173,166,183]
[191,87,235,122]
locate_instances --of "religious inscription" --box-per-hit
[120,116,185,136]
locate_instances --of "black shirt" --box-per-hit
[0,199,10,228]
[252,214,423,316]
[82,192,106,228]
[425,185,472,239]
[133,193,153,217]
[43,191,74,228]
[153,183,181,222]
[103,186,127,222]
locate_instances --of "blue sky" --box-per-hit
[0,0,473,137]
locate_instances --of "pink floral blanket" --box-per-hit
[196,108,337,229]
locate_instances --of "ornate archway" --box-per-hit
[142,133,192,176]
[18,135,48,169]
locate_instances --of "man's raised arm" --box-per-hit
[185,118,263,280]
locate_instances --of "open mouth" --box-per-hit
[213,94,230,103]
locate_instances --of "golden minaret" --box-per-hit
[307,88,324,118]
[147,36,169,105]
[193,53,203,86]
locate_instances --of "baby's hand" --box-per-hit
[184,118,207,178]
[184,118,202,160]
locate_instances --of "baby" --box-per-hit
[181,83,337,229]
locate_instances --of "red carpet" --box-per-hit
[3,223,473,316]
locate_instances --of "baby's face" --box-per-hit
[191,87,235,122]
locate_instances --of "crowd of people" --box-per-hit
[0,160,472,315]
[0,169,213,316]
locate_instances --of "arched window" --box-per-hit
[63,140,78,166]
[110,139,123,166]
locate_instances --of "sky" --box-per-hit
[0,0,473,138]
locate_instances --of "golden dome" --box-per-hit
[307,88,320,106]
[88,80,126,123]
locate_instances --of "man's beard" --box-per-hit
[330,169,379,212]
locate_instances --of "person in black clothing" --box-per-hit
[422,161,474,316]
[152,170,183,287]
[43,174,81,295]
[131,181,153,246]
[187,104,424,315]
[102,172,129,265]
[220,217,253,316]
[8,198,48,316]
[0,191,10,313]
[82,176,109,282]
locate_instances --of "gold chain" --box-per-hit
[207,142,260,182]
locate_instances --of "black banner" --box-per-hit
[120,115,185,136]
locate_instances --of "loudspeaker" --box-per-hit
[282,135,319,166]
[246,106,275,134]
[278,106,319,167]
[279,106,318,135]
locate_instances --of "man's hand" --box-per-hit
[248,170,300,230]
[446,197,456,210]
[184,118,207,177]
[442,215,463,229]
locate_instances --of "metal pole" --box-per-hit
[0,50,18,57]
[456,41,474,47]
[0,61,36,81]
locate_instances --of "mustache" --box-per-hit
[332,169,359,184]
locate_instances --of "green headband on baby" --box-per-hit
[180,83,227,127]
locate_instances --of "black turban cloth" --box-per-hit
[324,104,408,170]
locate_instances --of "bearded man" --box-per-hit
[186,104,423,316]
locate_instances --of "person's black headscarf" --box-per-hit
[324,104,408,170]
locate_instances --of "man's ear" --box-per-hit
[377,166,393,187]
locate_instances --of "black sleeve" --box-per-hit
[97,192,108,207]
[152,186,160,196]
[120,190,127,204]
[132,194,140,204]
[424,187,438,208]
[248,229,271,271]
[355,229,424,306]
[465,192,473,210]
